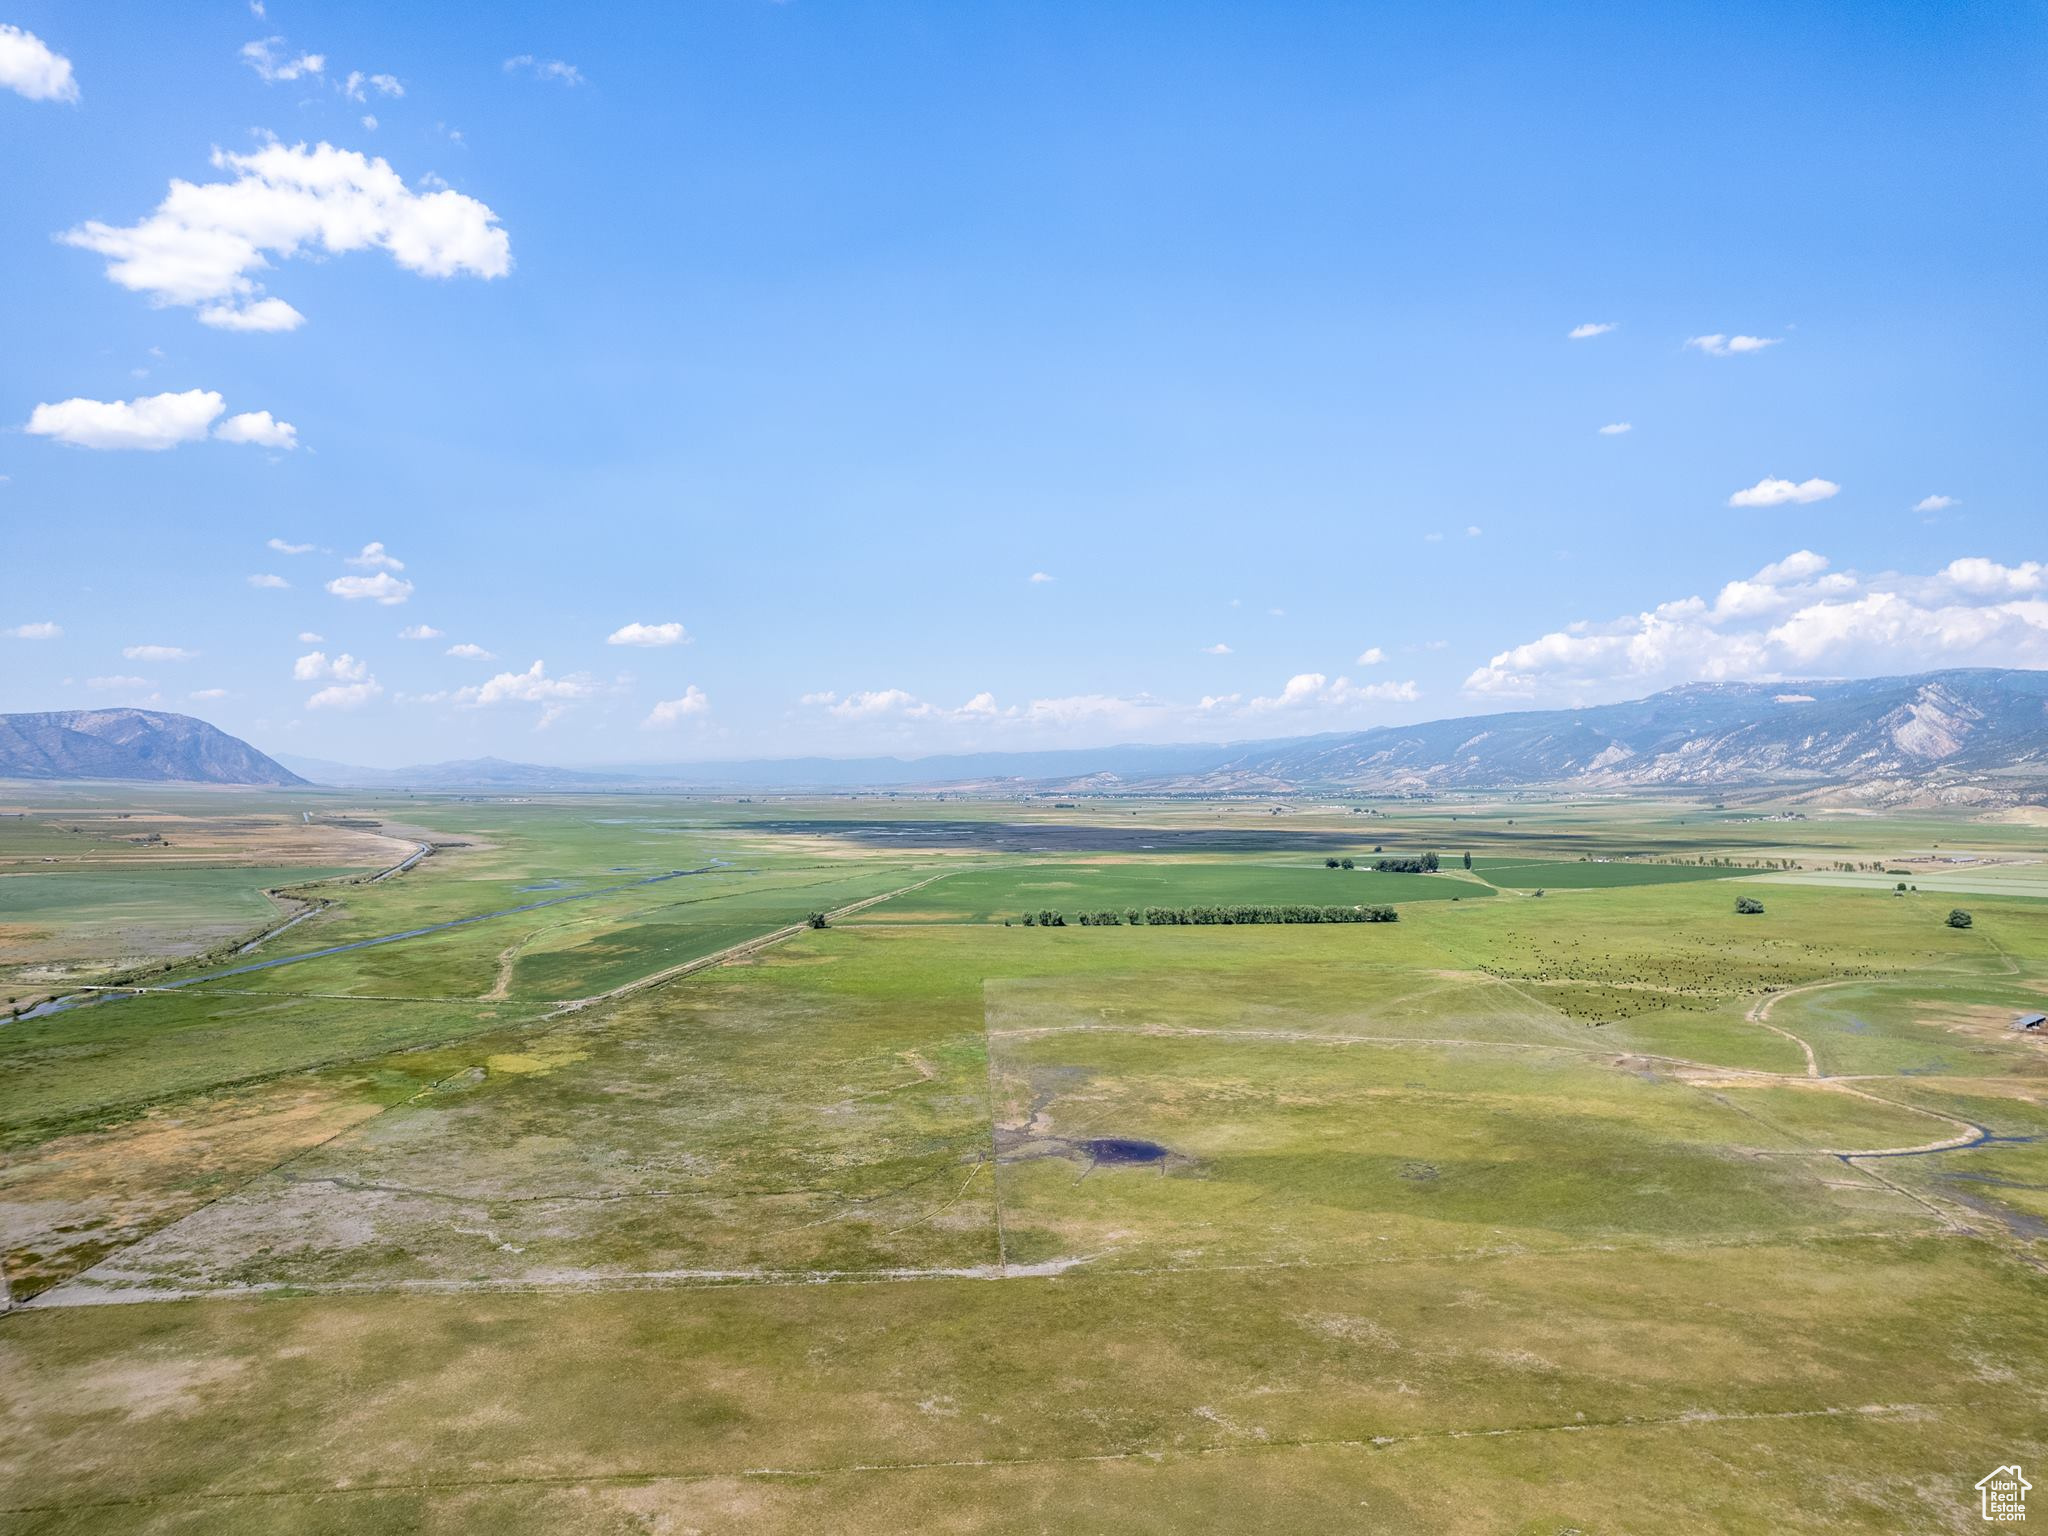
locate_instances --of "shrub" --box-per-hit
[806,911,829,929]
[1134,903,1398,926]
[1734,896,1765,915]
[1324,857,1341,868]
[1947,908,1974,929]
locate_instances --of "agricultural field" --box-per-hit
[2,787,2046,1532]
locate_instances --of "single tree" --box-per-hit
[806,911,829,929]
[1947,908,1974,929]
[1734,896,1765,915]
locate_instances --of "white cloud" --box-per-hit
[1248,673,1420,712]
[1463,548,2048,701]
[643,687,709,727]
[1914,494,1959,513]
[189,687,229,701]
[87,674,151,691]
[1568,322,1616,340]
[1201,643,1232,655]
[64,141,511,328]
[1686,333,1782,357]
[307,679,382,710]
[453,661,597,728]
[240,37,324,82]
[1466,525,1482,538]
[1355,646,1385,666]
[342,70,403,102]
[606,620,690,647]
[348,541,405,570]
[503,55,585,86]
[397,623,443,640]
[5,621,61,639]
[0,23,78,102]
[293,650,368,682]
[798,690,838,706]
[1729,476,1839,508]
[361,114,378,131]
[297,632,324,643]
[27,389,223,451]
[124,644,195,662]
[1028,571,1055,584]
[1942,557,2045,597]
[1598,422,1633,435]
[268,538,314,554]
[214,410,298,449]
[326,572,413,604]
[446,642,496,659]
[199,297,305,333]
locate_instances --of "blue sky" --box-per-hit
[3,0,2043,766]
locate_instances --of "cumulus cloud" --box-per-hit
[87,674,151,691]
[200,297,305,333]
[1914,494,1959,513]
[25,389,296,451]
[1686,333,1781,357]
[307,679,382,710]
[297,631,324,643]
[63,140,511,328]
[1463,549,2048,701]
[1202,643,1232,655]
[293,650,368,682]
[1028,571,1055,584]
[504,55,584,85]
[5,621,62,639]
[450,661,597,727]
[446,642,495,659]
[0,22,78,102]
[1568,322,1616,340]
[189,687,229,701]
[643,687,709,727]
[239,37,323,82]
[1598,422,1633,435]
[1728,476,1839,508]
[247,573,290,589]
[326,572,413,604]
[348,542,405,570]
[606,620,690,647]
[1355,646,1385,666]
[268,537,314,554]
[27,389,222,451]
[397,623,442,639]
[1247,673,1420,712]
[214,410,298,449]
[124,644,195,661]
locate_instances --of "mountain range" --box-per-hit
[7,670,2047,800]
[0,709,303,786]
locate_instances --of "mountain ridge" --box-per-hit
[0,709,304,786]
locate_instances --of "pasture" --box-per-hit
[2,787,2045,1532]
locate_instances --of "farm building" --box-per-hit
[2013,1013,2047,1032]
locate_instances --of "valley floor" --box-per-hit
[3,790,2045,1532]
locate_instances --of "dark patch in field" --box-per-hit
[1082,1137,1169,1164]
[1398,1162,1439,1182]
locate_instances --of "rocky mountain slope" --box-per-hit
[1153,670,2048,799]
[0,710,305,786]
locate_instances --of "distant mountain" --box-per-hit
[0,710,305,786]
[275,754,647,790]
[253,668,2048,803]
[1146,669,2048,800]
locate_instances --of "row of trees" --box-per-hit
[1017,904,1399,927]
[1374,851,1441,873]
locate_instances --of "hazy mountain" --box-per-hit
[0,710,305,786]
[275,755,645,789]
[1156,669,2048,799]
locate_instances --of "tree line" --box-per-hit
[1015,904,1398,927]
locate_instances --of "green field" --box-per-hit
[2,788,2046,1531]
